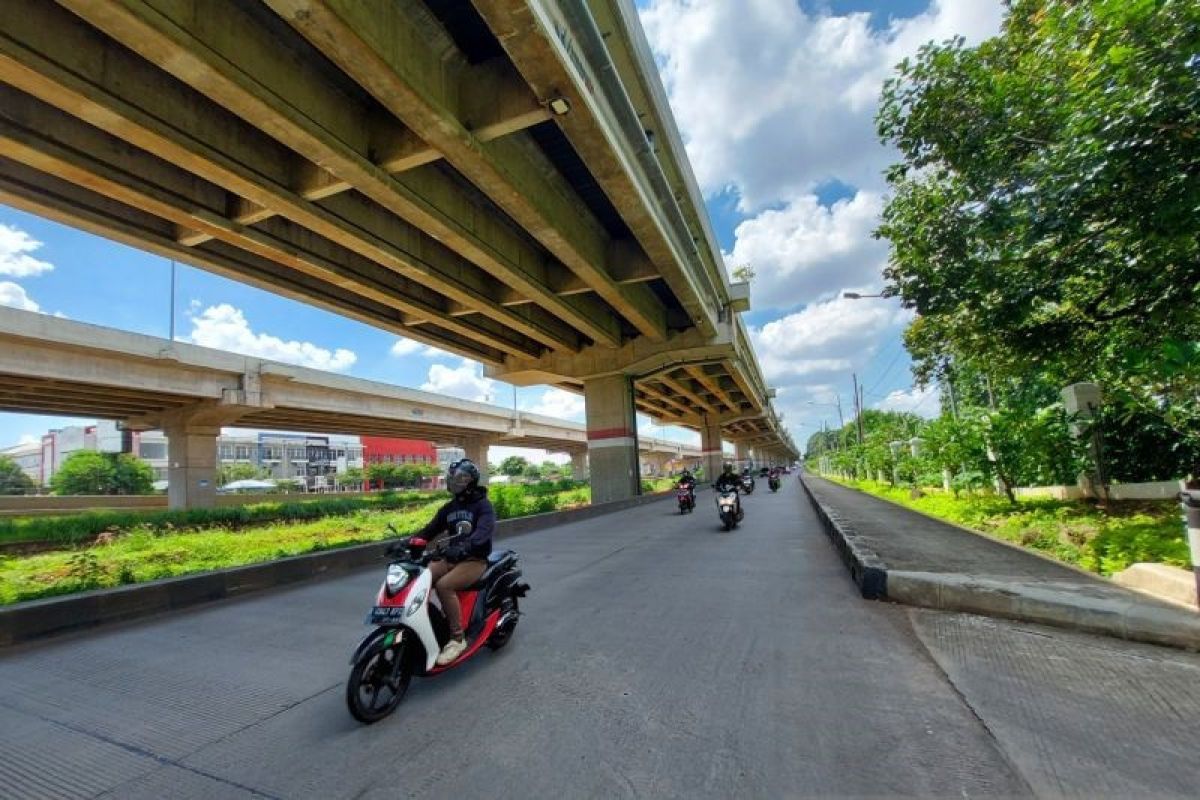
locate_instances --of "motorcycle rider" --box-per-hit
[676,469,697,504]
[413,459,494,665]
[714,463,744,519]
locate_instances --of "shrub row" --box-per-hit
[0,490,440,546]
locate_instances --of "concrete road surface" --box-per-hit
[2,479,1198,799]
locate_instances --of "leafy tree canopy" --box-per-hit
[877,0,1200,441]
[51,451,155,496]
[0,455,35,496]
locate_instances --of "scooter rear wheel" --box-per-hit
[487,599,519,651]
[346,642,411,724]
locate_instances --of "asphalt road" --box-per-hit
[2,479,1197,798]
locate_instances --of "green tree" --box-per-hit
[877,0,1200,452]
[499,455,529,477]
[0,455,35,495]
[51,451,155,495]
[111,453,155,495]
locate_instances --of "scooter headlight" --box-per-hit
[406,589,427,617]
[385,564,410,595]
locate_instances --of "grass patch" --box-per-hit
[0,491,440,547]
[0,485,593,605]
[828,478,1189,576]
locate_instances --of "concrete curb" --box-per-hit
[0,490,674,648]
[799,477,888,599]
[887,571,1200,652]
[799,476,1200,652]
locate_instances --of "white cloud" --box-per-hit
[726,191,889,308]
[389,338,423,357]
[420,359,496,404]
[751,295,909,385]
[524,388,585,421]
[186,303,357,371]
[0,223,54,278]
[0,281,40,312]
[641,0,1004,208]
[390,338,455,360]
[875,384,941,419]
[18,434,38,446]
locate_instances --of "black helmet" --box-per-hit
[722,462,735,475]
[681,469,693,479]
[446,459,480,496]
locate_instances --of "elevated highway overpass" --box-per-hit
[0,307,711,508]
[0,0,797,501]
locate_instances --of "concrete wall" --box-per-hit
[1013,480,1185,502]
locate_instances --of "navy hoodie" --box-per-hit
[417,487,495,559]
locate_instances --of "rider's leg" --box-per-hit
[434,560,486,638]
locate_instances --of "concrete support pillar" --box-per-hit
[735,441,750,472]
[584,374,640,503]
[701,419,724,485]
[570,449,589,480]
[461,435,494,485]
[1062,382,1105,497]
[164,422,219,510]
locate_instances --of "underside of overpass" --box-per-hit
[0,0,797,503]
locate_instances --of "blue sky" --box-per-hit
[0,0,1005,454]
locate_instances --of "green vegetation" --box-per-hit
[217,462,271,486]
[0,483,595,605]
[0,455,34,495]
[833,478,1189,577]
[874,0,1200,482]
[366,461,440,489]
[50,451,156,496]
[0,491,441,547]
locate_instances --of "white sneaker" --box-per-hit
[436,637,467,666]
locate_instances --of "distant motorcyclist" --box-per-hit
[676,469,697,501]
[714,463,744,519]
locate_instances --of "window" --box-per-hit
[139,442,167,460]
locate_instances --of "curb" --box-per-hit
[887,571,1200,652]
[799,477,888,599]
[799,476,1200,652]
[0,490,674,648]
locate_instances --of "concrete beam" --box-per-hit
[55,0,622,350]
[685,365,740,416]
[471,0,720,339]
[0,91,547,360]
[267,0,667,343]
[2,0,585,355]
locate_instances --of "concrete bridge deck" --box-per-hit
[0,306,702,506]
[2,480,1197,798]
[0,0,797,496]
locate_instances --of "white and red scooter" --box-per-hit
[346,522,528,724]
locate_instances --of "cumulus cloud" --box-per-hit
[875,384,941,419]
[524,388,585,421]
[186,303,357,371]
[0,281,40,312]
[751,295,910,385]
[0,223,54,278]
[390,338,456,359]
[421,359,496,404]
[725,191,888,308]
[641,0,1004,207]
[389,338,423,357]
[18,433,39,446]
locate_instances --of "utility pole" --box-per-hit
[835,394,845,428]
[852,373,864,445]
[945,378,959,420]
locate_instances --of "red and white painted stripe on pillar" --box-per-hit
[587,427,636,449]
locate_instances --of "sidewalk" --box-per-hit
[802,475,1200,650]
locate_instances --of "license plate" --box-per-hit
[367,605,406,625]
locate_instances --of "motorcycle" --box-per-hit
[676,484,695,514]
[768,474,781,492]
[346,522,529,724]
[740,475,756,495]
[715,488,743,531]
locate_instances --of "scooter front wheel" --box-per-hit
[346,641,411,724]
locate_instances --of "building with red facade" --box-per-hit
[360,437,437,466]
